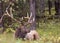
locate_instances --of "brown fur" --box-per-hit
[25,30,40,40]
[15,25,30,39]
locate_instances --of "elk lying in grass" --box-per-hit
[24,30,40,40]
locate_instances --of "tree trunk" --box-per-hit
[39,0,45,16]
[28,0,36,30]
[58,0,60,16]
[0,0,3,27]
[48,0,52,15]
[0,0,5,33]
[54,0,60,17]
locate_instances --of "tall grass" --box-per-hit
[0,22,60,43]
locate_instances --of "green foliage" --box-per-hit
[1,0,59,28]
[0,22,60,43]
[11,22,20,29]
[0,0,60,43]
[4,28,15,33]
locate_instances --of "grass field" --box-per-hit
[0,22,60,43]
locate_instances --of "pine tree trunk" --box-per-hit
[39,0,45,16]
[29,0,36,30]
[55,0,60,17]
[0,0,4,28]
[0,0,5,33]
[48,0,52,15]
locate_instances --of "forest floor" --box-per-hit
[0,21,60,43]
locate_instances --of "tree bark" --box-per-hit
[28,0,36,30]
[55,0,60,16]
[0,0,4,28]
[48,0,52,15]
[0,0,5,33]
[39,0,45,16]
